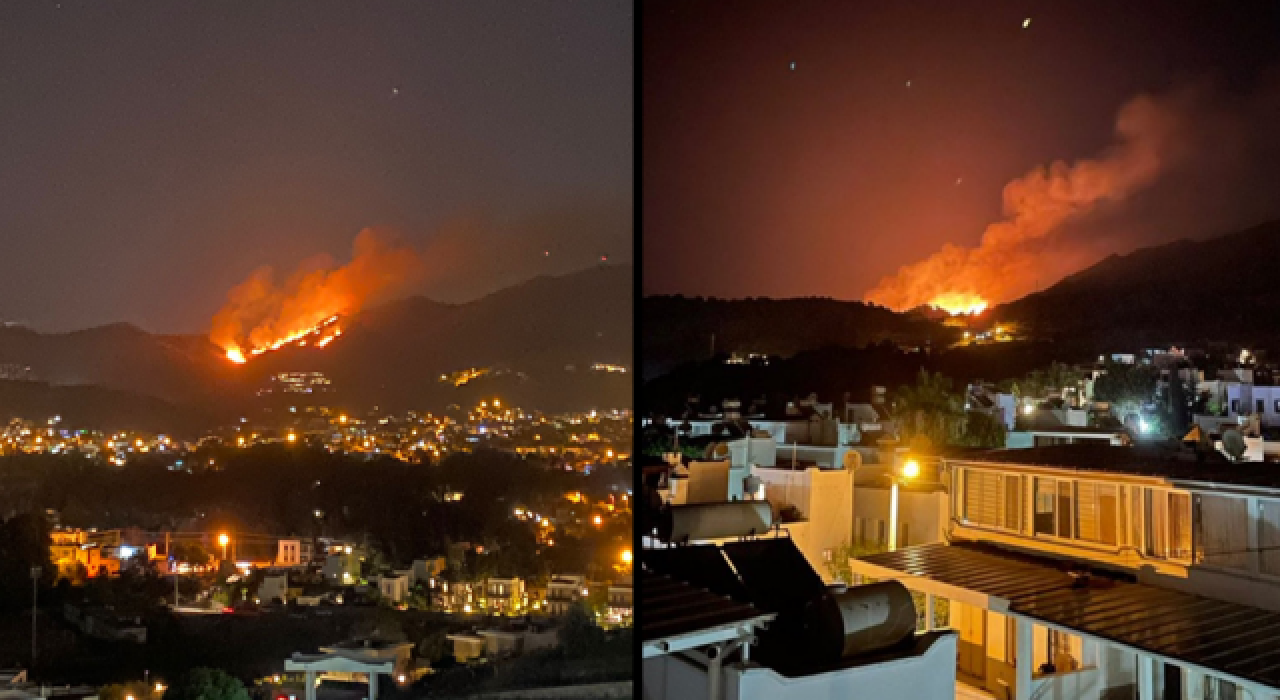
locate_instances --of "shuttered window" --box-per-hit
[963,469,1021,531]
[964,469,1000,527]
[1259,499,1280,576]
[1195,494,1249,571]
[1077,482,1118,545]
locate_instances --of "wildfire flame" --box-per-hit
[865,91,1189,311]
[211,229,421,363]
[927,293,988,316]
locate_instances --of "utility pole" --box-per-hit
[30,566,41,669]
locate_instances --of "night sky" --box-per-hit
[643,1,1280,304]
[0,1,632,333]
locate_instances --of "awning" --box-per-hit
[641,570,774,658]
[855,542,1280,690]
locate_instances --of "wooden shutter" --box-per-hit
[964,469,1000,527]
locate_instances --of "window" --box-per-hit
[1204,676,1240,700]
[1145,489,1192,561]
[1258,399,1266,415]
[961,468,1022,531]
[822,548,833,562]
[1259,499,1280,576]
[1232,399,1240,414]
[1077,482,1118,545]
[1194,494,1249,571]
[1035,478,1074,538]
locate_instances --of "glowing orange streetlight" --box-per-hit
[621,549,632,564]
[218,533,229,560]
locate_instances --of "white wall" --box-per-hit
[643,634,957,700]
[752,466,853,581]
[854,486,946,550]
[728,634,957,700]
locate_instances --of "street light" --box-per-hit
[218,533,229,560]
[620,549,632,564]
[889,458,921,552]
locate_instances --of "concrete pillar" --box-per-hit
[1014,618,1033,700]
[888,481,900,551]
[1137,653,1154,700]
[925,593,935,631]
[305,671,316,700]
[1185,668,1202,700]
[367,672,378,700]
[707,644,723,700]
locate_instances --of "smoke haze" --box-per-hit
[866,78,1280,311]
[209,229,422,359]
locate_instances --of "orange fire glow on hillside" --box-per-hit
[211,229,420,363]
[927,293,988,316]
[865,92,1188,311]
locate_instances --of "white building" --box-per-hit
[257,571,290,604]
[484,576,525,613]
[851,443,1280,700]
[276,538,310,567]
[376,570,410,603]
[546,574,586,615]
[643,537,957,700]
[322,546,361,585]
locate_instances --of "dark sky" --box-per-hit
[0,1,632,333]
[642,1,1280,302]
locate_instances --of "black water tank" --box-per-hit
[802,580,918,662]
[658,501,773,542]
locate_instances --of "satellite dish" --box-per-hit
[1223,429,1246,461]
[842,451,863,470]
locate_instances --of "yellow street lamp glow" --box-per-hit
[902,459,920,480]
[621,549,632,563]
[287,433,297,443]
[218,533,229,547]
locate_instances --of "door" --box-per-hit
[952,601,987,680]
[1162,662,1181,700]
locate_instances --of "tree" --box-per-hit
[893,369,964,448]
[559,601,604,658]
[959,411,1007,448]
[824,539,892,583]
[1092,361,1158,408]
[161,669,250,700]
[418,628,450,665]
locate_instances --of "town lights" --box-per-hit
[902,459,920,480]
[218,533,229,560]
[287,433,297,443]
[592,515,603,526]
[621,549,632,563]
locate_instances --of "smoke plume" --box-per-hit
[210,228,421,360]
[865,89,1200,312]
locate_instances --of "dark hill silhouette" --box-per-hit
[641,296,947,379]
[993,219,1280,351]
[0,265,631,430]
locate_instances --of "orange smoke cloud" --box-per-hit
[866,91,1193,312]
[210,229,421,361]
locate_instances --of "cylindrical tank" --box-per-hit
[802,580,918,661]
[658,501,773,542]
